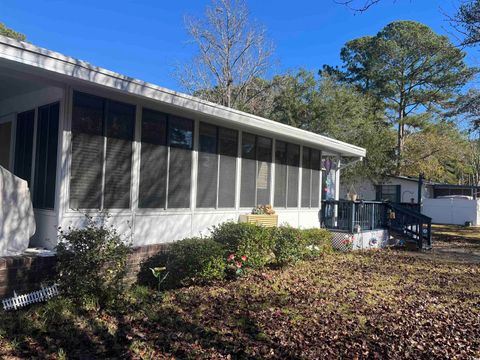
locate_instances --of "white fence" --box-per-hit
[2,284,59,311]
[422,198,480,226]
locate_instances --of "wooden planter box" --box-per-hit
[239,214,278,227]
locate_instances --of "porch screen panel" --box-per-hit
[287,143,300,208]
[33,103,59,209]
[256,136,272,205]
[14,110,34,186]
[274,141,287,207]
[167,116,193,208]
[70,92,104,209]
[197,122,218,208]
[301,147,312,207]
[311,149,321,207]
[0,122,12,170]
[139,109,167,208]
[103,100,135,209]
[218,128,237,208]
[240,133,256,207]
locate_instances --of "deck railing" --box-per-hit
[321,200,432,249]
[321,200,388,232]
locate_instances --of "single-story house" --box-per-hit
[0,34,366,254]
[340,175,432,203]
[341,175,480,225]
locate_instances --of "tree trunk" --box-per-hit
[396,102,405,172]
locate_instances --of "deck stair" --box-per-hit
[386,203,432,250]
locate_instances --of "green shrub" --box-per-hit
[56,215,131,309]
[166,237,226,287]
[272,226,306,266]
[301,228,334,257]
[210,222,274,268]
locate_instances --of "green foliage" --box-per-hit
[0,23,26,41]
[271,226,306,266]
[56,216,131,309]
[328,20,475,167]
[166,237,226,287]
[453,0,480,47]
[300,228,334,257]
[210,222,274,268]
[401,121,472,183]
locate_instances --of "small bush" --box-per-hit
[56,215,131,309]
[272,226,306,266]
[166,237,226,287]
[210,222,274,268]
[301,228,333,257]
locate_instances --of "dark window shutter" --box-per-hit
[375,185,382,201]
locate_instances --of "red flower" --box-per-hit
[227,254,235,261]
[241,255,247,262]
[235,262,242,268]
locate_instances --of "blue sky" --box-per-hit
[1,0,478,91]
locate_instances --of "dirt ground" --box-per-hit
[413,224,480,264]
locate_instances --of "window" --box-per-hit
[375,185,400,203]
[14,110,35,185]
[218,127,237,207]
[104,100,135,208]
[167,116,193,208]
[240,133,272,207]
[302,147,321,207]
[33,103,59,209]
[70,91,135,209]
[197,123,218,208]
[196,123,238,208]
[138,109,168,208]
[138,110,194,209]
[0,120,12,170]
[274,141,300,208]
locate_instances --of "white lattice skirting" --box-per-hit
[2,284,59,311]
[331,229,390,252]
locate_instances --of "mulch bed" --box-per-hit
[1,250,479,359]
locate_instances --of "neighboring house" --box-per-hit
[341,175,480,225]
[340,175,432,203]
[0,35,365,253]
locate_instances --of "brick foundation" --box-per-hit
[0,243,170,299]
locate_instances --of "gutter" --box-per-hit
[0,35,366,158]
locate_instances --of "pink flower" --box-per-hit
[235,262,242,268]
[241,255,247,262]
[227,254,235,261]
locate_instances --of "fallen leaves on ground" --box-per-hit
[1,249,479,359]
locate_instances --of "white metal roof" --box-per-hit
[0,35,366,158]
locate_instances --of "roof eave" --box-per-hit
[0,35,366,158]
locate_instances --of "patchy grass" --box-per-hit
[1,247,479,359]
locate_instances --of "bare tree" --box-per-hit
[176,0,274,110]
[334,0,383,12]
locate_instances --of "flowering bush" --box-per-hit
[341,236,354,251]
[211,222,274,268]
[301,228,333,257]
[226,253,248,277]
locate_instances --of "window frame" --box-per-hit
[69,91,136,210]
[274,140,300,209]
[301,146,322,208]
[196,121,238,209]
[240,132,273,208]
